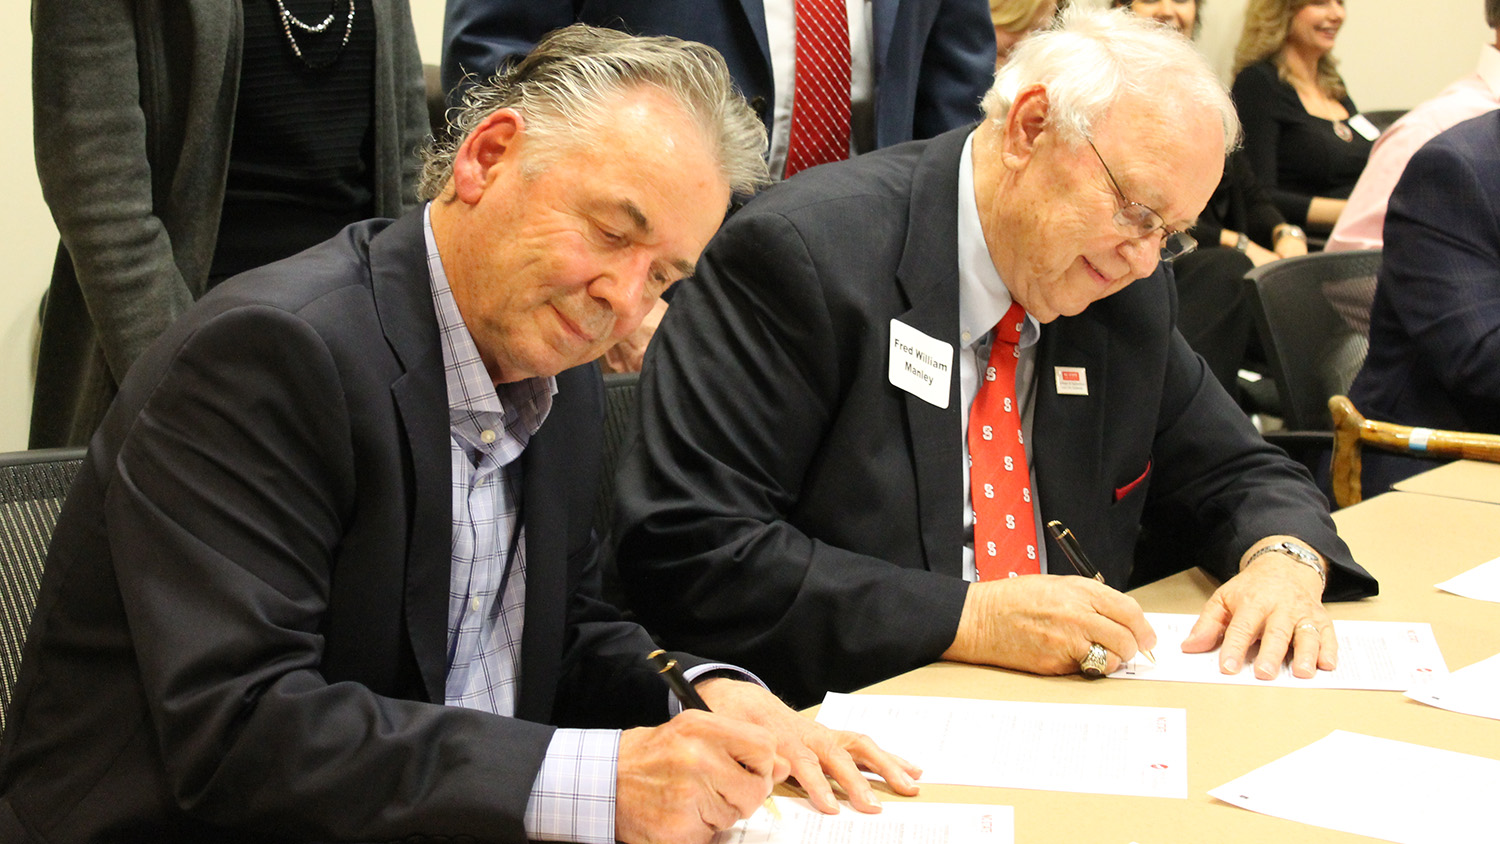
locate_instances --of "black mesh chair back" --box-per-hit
[1244,250,1381,431]
[594,372,640,613]
[0,447,85,738]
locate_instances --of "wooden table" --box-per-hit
[819,490,1500,843]
[1392,458,1500,505]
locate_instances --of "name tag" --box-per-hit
[1054,366,1088,396]
[1347,113,1380,142]
[888,319,953,408]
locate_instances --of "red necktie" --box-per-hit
[969,303,1039,580]
[784,0,851,178]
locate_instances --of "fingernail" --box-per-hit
[863,788,879,806]
[1222,657,1239,674]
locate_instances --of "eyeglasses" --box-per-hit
[1086,139,1197,262]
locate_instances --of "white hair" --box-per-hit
[981,5,1240,152]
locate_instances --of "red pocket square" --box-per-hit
[1114,459,1152,502]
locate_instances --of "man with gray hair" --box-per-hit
[616,7,1377,709]
[0,25,917,843]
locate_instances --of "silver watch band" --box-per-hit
[1244,542,1327,588]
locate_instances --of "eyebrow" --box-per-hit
[613,199,698,279]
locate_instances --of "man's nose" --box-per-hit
[594,252,654,332]
[1120,234,1162,280]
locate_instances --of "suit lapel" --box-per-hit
[894,127,971,578]
[514,397,567,723]
[739,0,771,69]
[370,211,452,704]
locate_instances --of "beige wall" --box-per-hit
[0,2,1487,450]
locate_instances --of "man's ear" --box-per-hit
[1001,85,1051,169]
[450,108,525,205]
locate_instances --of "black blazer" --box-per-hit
[616,126,1376,708]
[1350,110,1500,484]
[0,212,681,841]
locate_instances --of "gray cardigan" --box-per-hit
[29,0,429,447]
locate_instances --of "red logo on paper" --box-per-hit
[1062,371,1081,381]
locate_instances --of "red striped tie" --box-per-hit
[784,0,851,178]
[970,303,1040,580]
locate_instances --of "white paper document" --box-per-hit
[1210,730,1500,844]
[1435,555,1500,602]
[815,693,1187,798]
[713,798,1013,844]
[1405,651,1500,720]
[1113,613,1447,690]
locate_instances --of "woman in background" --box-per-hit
[1232,0,1374,234]
[990,0,1059,66]
[1112,0,1309,399]
[30,0,429,447]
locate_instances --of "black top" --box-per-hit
[213,0,377,280]
[1190,149,1287,250]
[1231,60,1374,228]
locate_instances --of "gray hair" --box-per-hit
[981,5,1239,153]
[418,24,769,200]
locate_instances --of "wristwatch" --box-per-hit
[1234,232,1251,252]
[1244,540,1326,588]
[1273,223,1307,245]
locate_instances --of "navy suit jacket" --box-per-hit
[440,0,995,150]
[0,212,687,842]
[1351,110,1500,437]
[615,126,1375,708]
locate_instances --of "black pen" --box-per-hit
[1045,520,1155,663]
[648,649,711,711]
[648,650,782,819]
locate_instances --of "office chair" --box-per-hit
[1244,249,1382,432]
[1328,396,1500,508]
[0,447,85,738]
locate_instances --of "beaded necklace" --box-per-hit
[272,0,355,69]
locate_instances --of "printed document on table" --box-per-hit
[1209,730,1500,844]
[713,798,1013,844]
[1112,613,1446,690]
[815,693,1186,798]
[1435,555,1500,602]
[1405,651,1500,720]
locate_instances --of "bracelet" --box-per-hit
[1234,232,1251,252]
[1273,223,1307,244]
[1243,541,1327,588]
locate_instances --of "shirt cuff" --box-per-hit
[524,728,621,844]
[668,662,766,717]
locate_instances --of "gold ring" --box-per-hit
[1079,643,1109,678]
[1297,623,1319,634]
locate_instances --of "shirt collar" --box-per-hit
[1477,43,1500,100]
[956,133,1041,351]
[423,204,555,454]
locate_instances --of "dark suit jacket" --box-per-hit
[615,126,1376,708]
[439,0,995,150]
[0,212,683,842]
[1351,109,1500,438]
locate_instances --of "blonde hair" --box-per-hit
[991,0,1055,32]
[1233,0,1346,101]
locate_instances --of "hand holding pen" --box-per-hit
[1045,521,1155,666]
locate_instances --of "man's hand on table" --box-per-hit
[615,678,922,844]
[616,708,785,844]
[1181,537,1335,680]
[697,678,922,812]
[942,575,1158,676]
